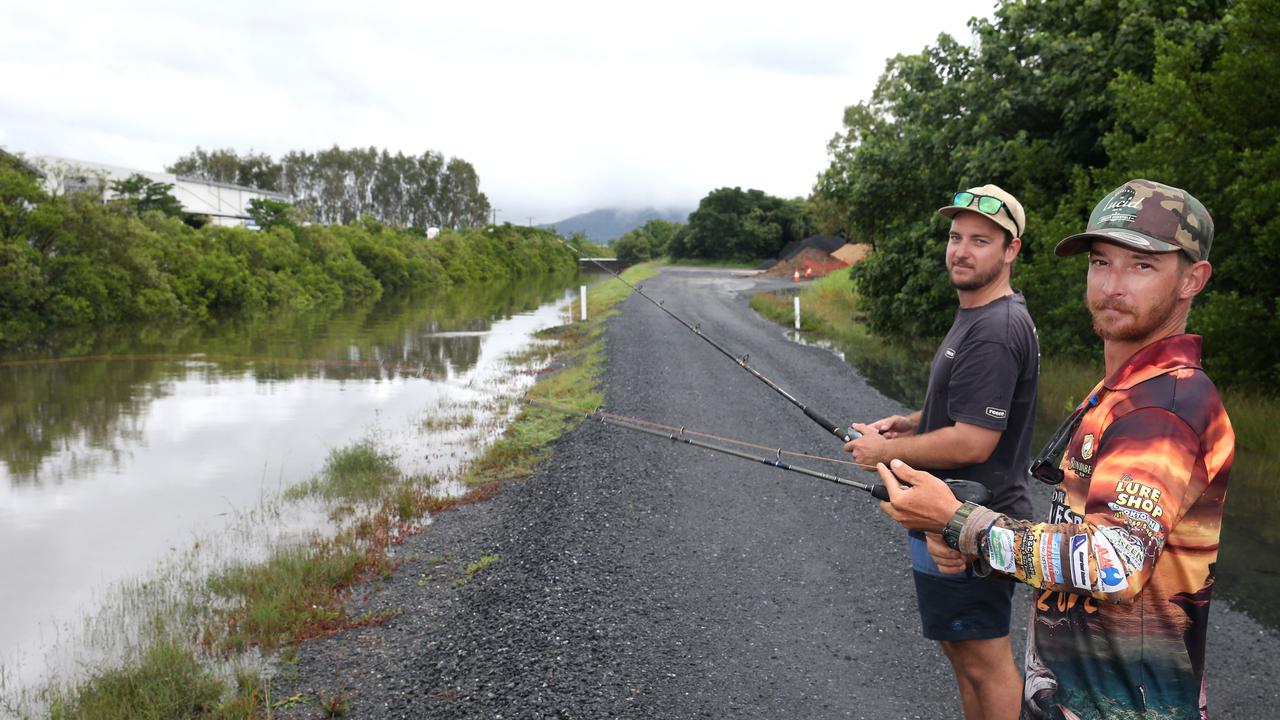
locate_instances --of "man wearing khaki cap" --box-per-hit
[876,179,1234,719]
[846,184,1039,720]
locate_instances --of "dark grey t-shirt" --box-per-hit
[918,292,1038,520]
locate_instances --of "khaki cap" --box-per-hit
[937,184,1025,238]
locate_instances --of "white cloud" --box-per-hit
[0,0,989,222]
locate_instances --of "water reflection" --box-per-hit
[0,276,574,485]
[0,271,583,690]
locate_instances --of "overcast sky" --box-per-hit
[1,1,995,223]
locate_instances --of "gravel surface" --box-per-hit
[273,267,1278,719]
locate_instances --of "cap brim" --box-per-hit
[1054,228,1181,257]
[937,205,1019,237]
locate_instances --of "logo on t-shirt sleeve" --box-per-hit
[985,407,1007,419]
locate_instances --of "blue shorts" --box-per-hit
[908,531,1014,642]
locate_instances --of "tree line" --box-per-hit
[611,187,818,264]
[167,145,491,229]
[814,0,1279,389]
[0,156,574,351]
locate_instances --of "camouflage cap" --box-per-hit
[1055,179,1214,261]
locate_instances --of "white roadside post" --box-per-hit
[580,285,588,321]
[794,295,801,330]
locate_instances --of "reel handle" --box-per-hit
[870,478,991,506]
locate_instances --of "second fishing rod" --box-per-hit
[562,244,990,506]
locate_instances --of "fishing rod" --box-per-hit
[561,240,862,443]
[528,400,992,505]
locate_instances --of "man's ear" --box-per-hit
[1180,260,1212,299]
[1006,236,1022,262]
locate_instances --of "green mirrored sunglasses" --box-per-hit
[952,191,1006,217]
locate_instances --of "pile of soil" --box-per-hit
[761,246,849,278]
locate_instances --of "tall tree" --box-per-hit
[168,145,491,230]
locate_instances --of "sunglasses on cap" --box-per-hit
[953,191,1008,218]
[1028,392,1099,485]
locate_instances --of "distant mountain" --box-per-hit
[541,207,690,244]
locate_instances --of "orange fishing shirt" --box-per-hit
[966,334,1234,719]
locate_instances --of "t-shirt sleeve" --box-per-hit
[946,339,1020,430]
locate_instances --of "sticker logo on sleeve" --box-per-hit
[1092,531,1130,593]
[1081,433,1095,460]
[1098,526,1145,574]
[987,526,1017,574]
[1069,534,1091,590]
[1038,533,1064,585]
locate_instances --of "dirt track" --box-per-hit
[274,266,1277,719]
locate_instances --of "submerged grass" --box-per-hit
[284,441,401,503]
[46,637,253,720]
[35,263,663,719]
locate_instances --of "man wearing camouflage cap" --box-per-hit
[876,179,1235,719]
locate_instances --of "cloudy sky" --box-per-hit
[1,1,994,223]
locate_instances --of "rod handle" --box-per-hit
[802,406,857,442]
[869,478,991,505]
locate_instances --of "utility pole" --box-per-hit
[491,208,501,225]
[528,216,534,227]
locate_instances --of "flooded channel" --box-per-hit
[0,272,587,695]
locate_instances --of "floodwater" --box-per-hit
[0,273,586,692]
[776,298,1280,631]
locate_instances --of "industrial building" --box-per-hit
[32,154,289,227]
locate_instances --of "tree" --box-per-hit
[246,198,298,231]
[109,174,185,218]
[676,188,817,262]
[613,219,685,264]
[813,0,1237,362]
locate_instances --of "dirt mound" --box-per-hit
[762,246,850,278]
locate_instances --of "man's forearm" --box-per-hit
[878,425,988,469]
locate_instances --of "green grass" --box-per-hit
[283,441,401,503]
[664,256,761,269]
[453,553,501,586]
[751,271,936,406]
[45,637,258,720]
[205,540,378,653]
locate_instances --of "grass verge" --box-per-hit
[35,263,662,720]
[749,271,936,406]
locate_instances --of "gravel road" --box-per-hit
[274,266,1278,719]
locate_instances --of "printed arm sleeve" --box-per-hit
[959,408,1200,603]
[946,340,1020,430]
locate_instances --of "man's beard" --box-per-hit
[949,261,1004,291]
[1089,288,1179,342]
